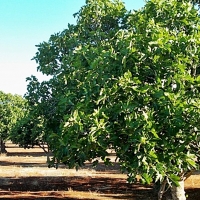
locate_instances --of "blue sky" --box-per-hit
[0,0,145,96]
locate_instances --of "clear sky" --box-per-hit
[0,0,145,96]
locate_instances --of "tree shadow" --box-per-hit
[0,176,156,199]
[2,142,200,199]
[0,175,199,199]
[0,160,48,167]
[6,152,48,157]
[0,191,78,199]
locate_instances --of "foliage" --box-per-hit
[0,91,25,152]
[10,76,61,154]
[25,0,200,196]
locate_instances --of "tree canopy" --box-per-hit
[14,0,200,199]
[10,77,57,159]
[0,91,25,153]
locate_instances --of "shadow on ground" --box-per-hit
[1,143,200,200]
[0,176,155,199]
[0,176,199,200]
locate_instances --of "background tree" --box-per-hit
[0,91,25,153]
[24,0,200,199]
[10,76,63,162]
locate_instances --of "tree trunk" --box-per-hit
[46,146,51,163]
[38,142,51,163]
[0,138,7,153]
[171,180,186,200]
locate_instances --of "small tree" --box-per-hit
[0,91,25,153]
[10,110,53,162]
[27,0,200,199]
[10,76,63,162]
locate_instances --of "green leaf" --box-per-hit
[169,174,180,186]
[149,150,158,159]
[186,158,197,168]
[49,133,59,138]
[142,173,153,184]
[151,128,160,139]
[153,90,164,98]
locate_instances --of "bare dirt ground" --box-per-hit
[0,142,199,200]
